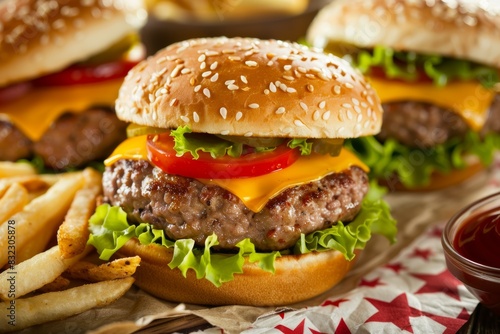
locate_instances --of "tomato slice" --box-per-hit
[33,59,139,87]
[0,82,33,105]
[146,133,300,179]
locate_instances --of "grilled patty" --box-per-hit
[0,107,127,169]
[377,94,500,148]
[103,159,369,252]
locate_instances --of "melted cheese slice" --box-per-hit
[1,78,123,141]
[105,135,368,212]
[368,76,495,131]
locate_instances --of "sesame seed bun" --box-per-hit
[117,238,359,306]
[306,0,500,68]
[0,0,147,87]
[116,37,383,139]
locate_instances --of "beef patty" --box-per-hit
[0,107,127,170]
[376,94,500,148]
[103,159,369,252]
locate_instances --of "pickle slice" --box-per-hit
[126,124,166,137]
[215,135,285,148]
[311,138,344,156]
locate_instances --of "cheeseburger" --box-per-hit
[0,0,147,170]
[307,0,500,190]
[88,37,397,306]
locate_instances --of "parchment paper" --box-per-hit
[16,160,500,334]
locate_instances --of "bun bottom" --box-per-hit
[381,162,484,192]
[118,238,359,306]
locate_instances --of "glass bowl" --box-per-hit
[442,192,500,315]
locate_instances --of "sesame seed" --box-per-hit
[171,65,182,78]
[240,75,248,84]
[220,107,227,119]
[203,88,211,98]
[319,101,326,109]
[210,62,218,70]
[264,89,270,95]
[198,54,206,62]
[211,73,219,82]
[354,105,362,114]
[245,61,258,67]
[205,51,219,56]
[347,110,353,120]
[202,71,212,78]
[244,132,253,137]
[287,87,297,93]
[322,110,331,120]
[297,66,307,74]
[193,112,200,123]
[345,82,354,89]
[225,80,235,85]
[342,103,352,109]
[279,84,287,92]
[367,96,374,105]
[267,61,274,66]
[235,111,243,121]
[221,130,230,135]
[352,97,360,105]
[283,75,295,81]
[200,62,206,70]
[229,56,242,61]
[227,84,239,90]
[300,102,308,111]
[269,82,277,93]
[313,110,320,121]
[294,120,305,127]
[306,84,314,92]
[284,65,292,71]
[180,116,189,122]
[248,103,259,109]
[170,98,177,106]
[276,107,286,114]
[357,114,363,122]
[181,68,191,74]
[194,85,201,92]
[334,85,341,94]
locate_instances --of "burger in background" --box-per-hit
[87,37,397,306]
[140,0,334,54]
[0,0,147,170]
[306,0,500,190]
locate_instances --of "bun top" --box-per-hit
[306,0,500,68]
[0,0,147,86]
[116,37,383,139]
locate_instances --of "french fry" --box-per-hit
[15,220,58,264]
[0,162,36,178]
[57,168,102,259]
[36,275,71,293]
[0,183,28,223]
[66,256,141,282]
[0,245,91,301]
[0,174,61,192]
[0,277,134,332]
[0,173,84,267]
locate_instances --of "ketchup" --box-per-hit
[453,208,500,268]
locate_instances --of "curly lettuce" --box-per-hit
[87,186,397,287]
[345,131,500,189]
[353,45,500,88]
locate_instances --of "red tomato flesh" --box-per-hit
[0,82,33,105]
[146,133,300,179]
[33,59,139,87]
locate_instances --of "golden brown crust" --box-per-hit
[0,0,147,86]
[116,37,383,139]
[117,238,359,306]
[306,0,500,68]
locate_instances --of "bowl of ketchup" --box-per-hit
[442,192,500,315]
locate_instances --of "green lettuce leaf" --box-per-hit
[354,45,500,88]
[87,187,397,287]
[345,131,500,189]
[171,126,243,159]
[287,138,313,155]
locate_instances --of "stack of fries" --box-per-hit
[0,162,140,331]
